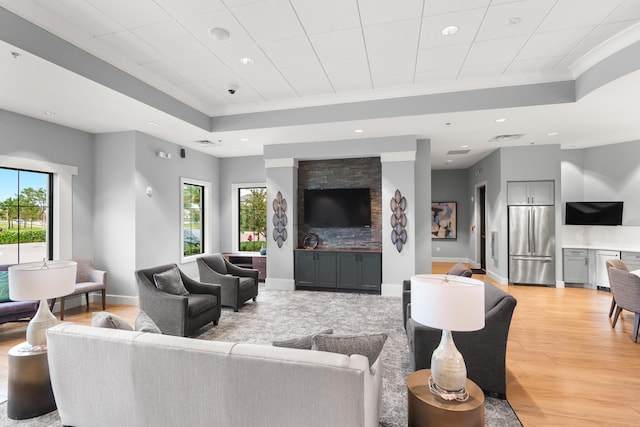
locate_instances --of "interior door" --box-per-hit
[479,185,486,270]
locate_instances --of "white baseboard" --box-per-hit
[431,256,470,263]
[381,283,402,297]
[266,278,295,291]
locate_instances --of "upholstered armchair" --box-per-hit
[608,267,640,342]
[49,259,106,320]
[197,253,258,312]
[406,281,517,398]
[135,264,221,337]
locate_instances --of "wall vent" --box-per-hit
[193,139,221,146]
[446,149,471,155]
[489,134,525,142]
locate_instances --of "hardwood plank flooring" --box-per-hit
[0,263,638,426]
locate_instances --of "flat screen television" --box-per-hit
[304,188,371,227]
[565,201,623,226]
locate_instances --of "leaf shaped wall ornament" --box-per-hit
[272,191,288,248]
[390,189,408,252]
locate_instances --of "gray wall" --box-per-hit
[0,109,94,258]
[431,169,470,260]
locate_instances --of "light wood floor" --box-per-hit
[1,264,639,426]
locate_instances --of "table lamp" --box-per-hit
[8,260,77,351]
[411,274,485,401]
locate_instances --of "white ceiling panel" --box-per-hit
[235,64,297,100]
[569,22,630,55]
[516,27,593,61]
[310,28,367,63]
[86,0,172,29]
[538,0,624,33]
[174,80,219,101]
[141,59,194,84]
[322,58,372,92]
[464,36,528,67]
[132,21,207,58]
[364,19,421,56]
[604,0,640,23]
[414,68,459,84]
[369,51,416,88]
[231,0,305,43]
[262,37,320,69]
[32,0,123,37]
[476,0,557,42]
[416,44,470,73]
[424,0,490,16]
[358,0,424,26]
[552,53,582,71]
[420,8,487,49]
[173,53,238,81]
[290,0,360,35]
[95,31,164,65]
[279,63,334,96]
[505,56,565,75]
[223,0,267,7]
[153,0,226,19]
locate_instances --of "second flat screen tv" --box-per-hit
[304,188,371,227]
[565,201,623,225]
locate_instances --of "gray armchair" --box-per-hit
[135,264,221,336]
[406,281,517,398]
[196,254,258,311]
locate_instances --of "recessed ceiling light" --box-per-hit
[208,27,230,41]
[508,17,522,25]
[547,132,559,136]
[43,111,55,116]
[441,25,459,36]
[445,159,454,165]
[240,57,254,65]
[148,122,158,127]
[460,145,469,149]
[241,138,249,142]
[354,129,364,133]
[495,118,507,123]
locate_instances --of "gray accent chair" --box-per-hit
[49,259,106,320]
[406,281,517,398]
[605,259,629,319]
[608,266,640,342]
[196,253,258,312]
[135,264,221,336]
[402,263,472,329]
[0,264,39,325]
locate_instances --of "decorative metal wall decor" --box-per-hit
[272,191,288,248]
[390,189,408,252]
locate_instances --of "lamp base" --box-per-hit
[428,375,469,402]
[24,299,58,351]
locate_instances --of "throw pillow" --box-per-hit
[0,272,10,302]
[272,328,333,350]
[312,333,387,367]
[92,311,133,330]
[135,310,162,334]
[75,259,94,283]
[153,266,189,296]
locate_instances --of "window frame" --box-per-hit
[232,182,266,252]
[180,177,211,264]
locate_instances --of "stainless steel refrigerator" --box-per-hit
[508,205,555,285]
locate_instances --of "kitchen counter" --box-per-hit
[563,245,640,252]
[294,248,382,253]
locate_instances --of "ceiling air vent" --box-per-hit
[446,149,470,155]
[193,139,221,146]
[489,134,525,142]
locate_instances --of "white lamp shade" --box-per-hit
[8,260,77,301]
[411,274,485,331]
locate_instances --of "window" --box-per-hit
[0,167,52,264]
[238,186,266,252]
[181,178,211,261]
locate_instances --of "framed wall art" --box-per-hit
[431,202,457,240]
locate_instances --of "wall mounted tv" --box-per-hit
[565,201,623,226]
[304,188,371,227]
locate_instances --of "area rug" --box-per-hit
[0,288,522,426]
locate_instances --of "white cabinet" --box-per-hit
[621,252,640,272]
[596,250,620,289]
[563,249,589,285]
[507,181,554,205]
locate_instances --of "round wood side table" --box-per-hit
[407,369,484,427]
[7,342,57,419]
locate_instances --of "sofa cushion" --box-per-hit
[153,266,189,296]
[135,310,162,334]
[187,293,217,317]
[92,311,133,330]
[0,271,10,302]
[239,277,256,291]
[272,328,333,350]
[312,333,387,367]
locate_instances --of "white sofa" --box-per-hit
[46,324,383,427]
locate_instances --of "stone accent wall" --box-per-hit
[297,158,382,250]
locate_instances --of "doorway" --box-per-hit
[479,185,486,270]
